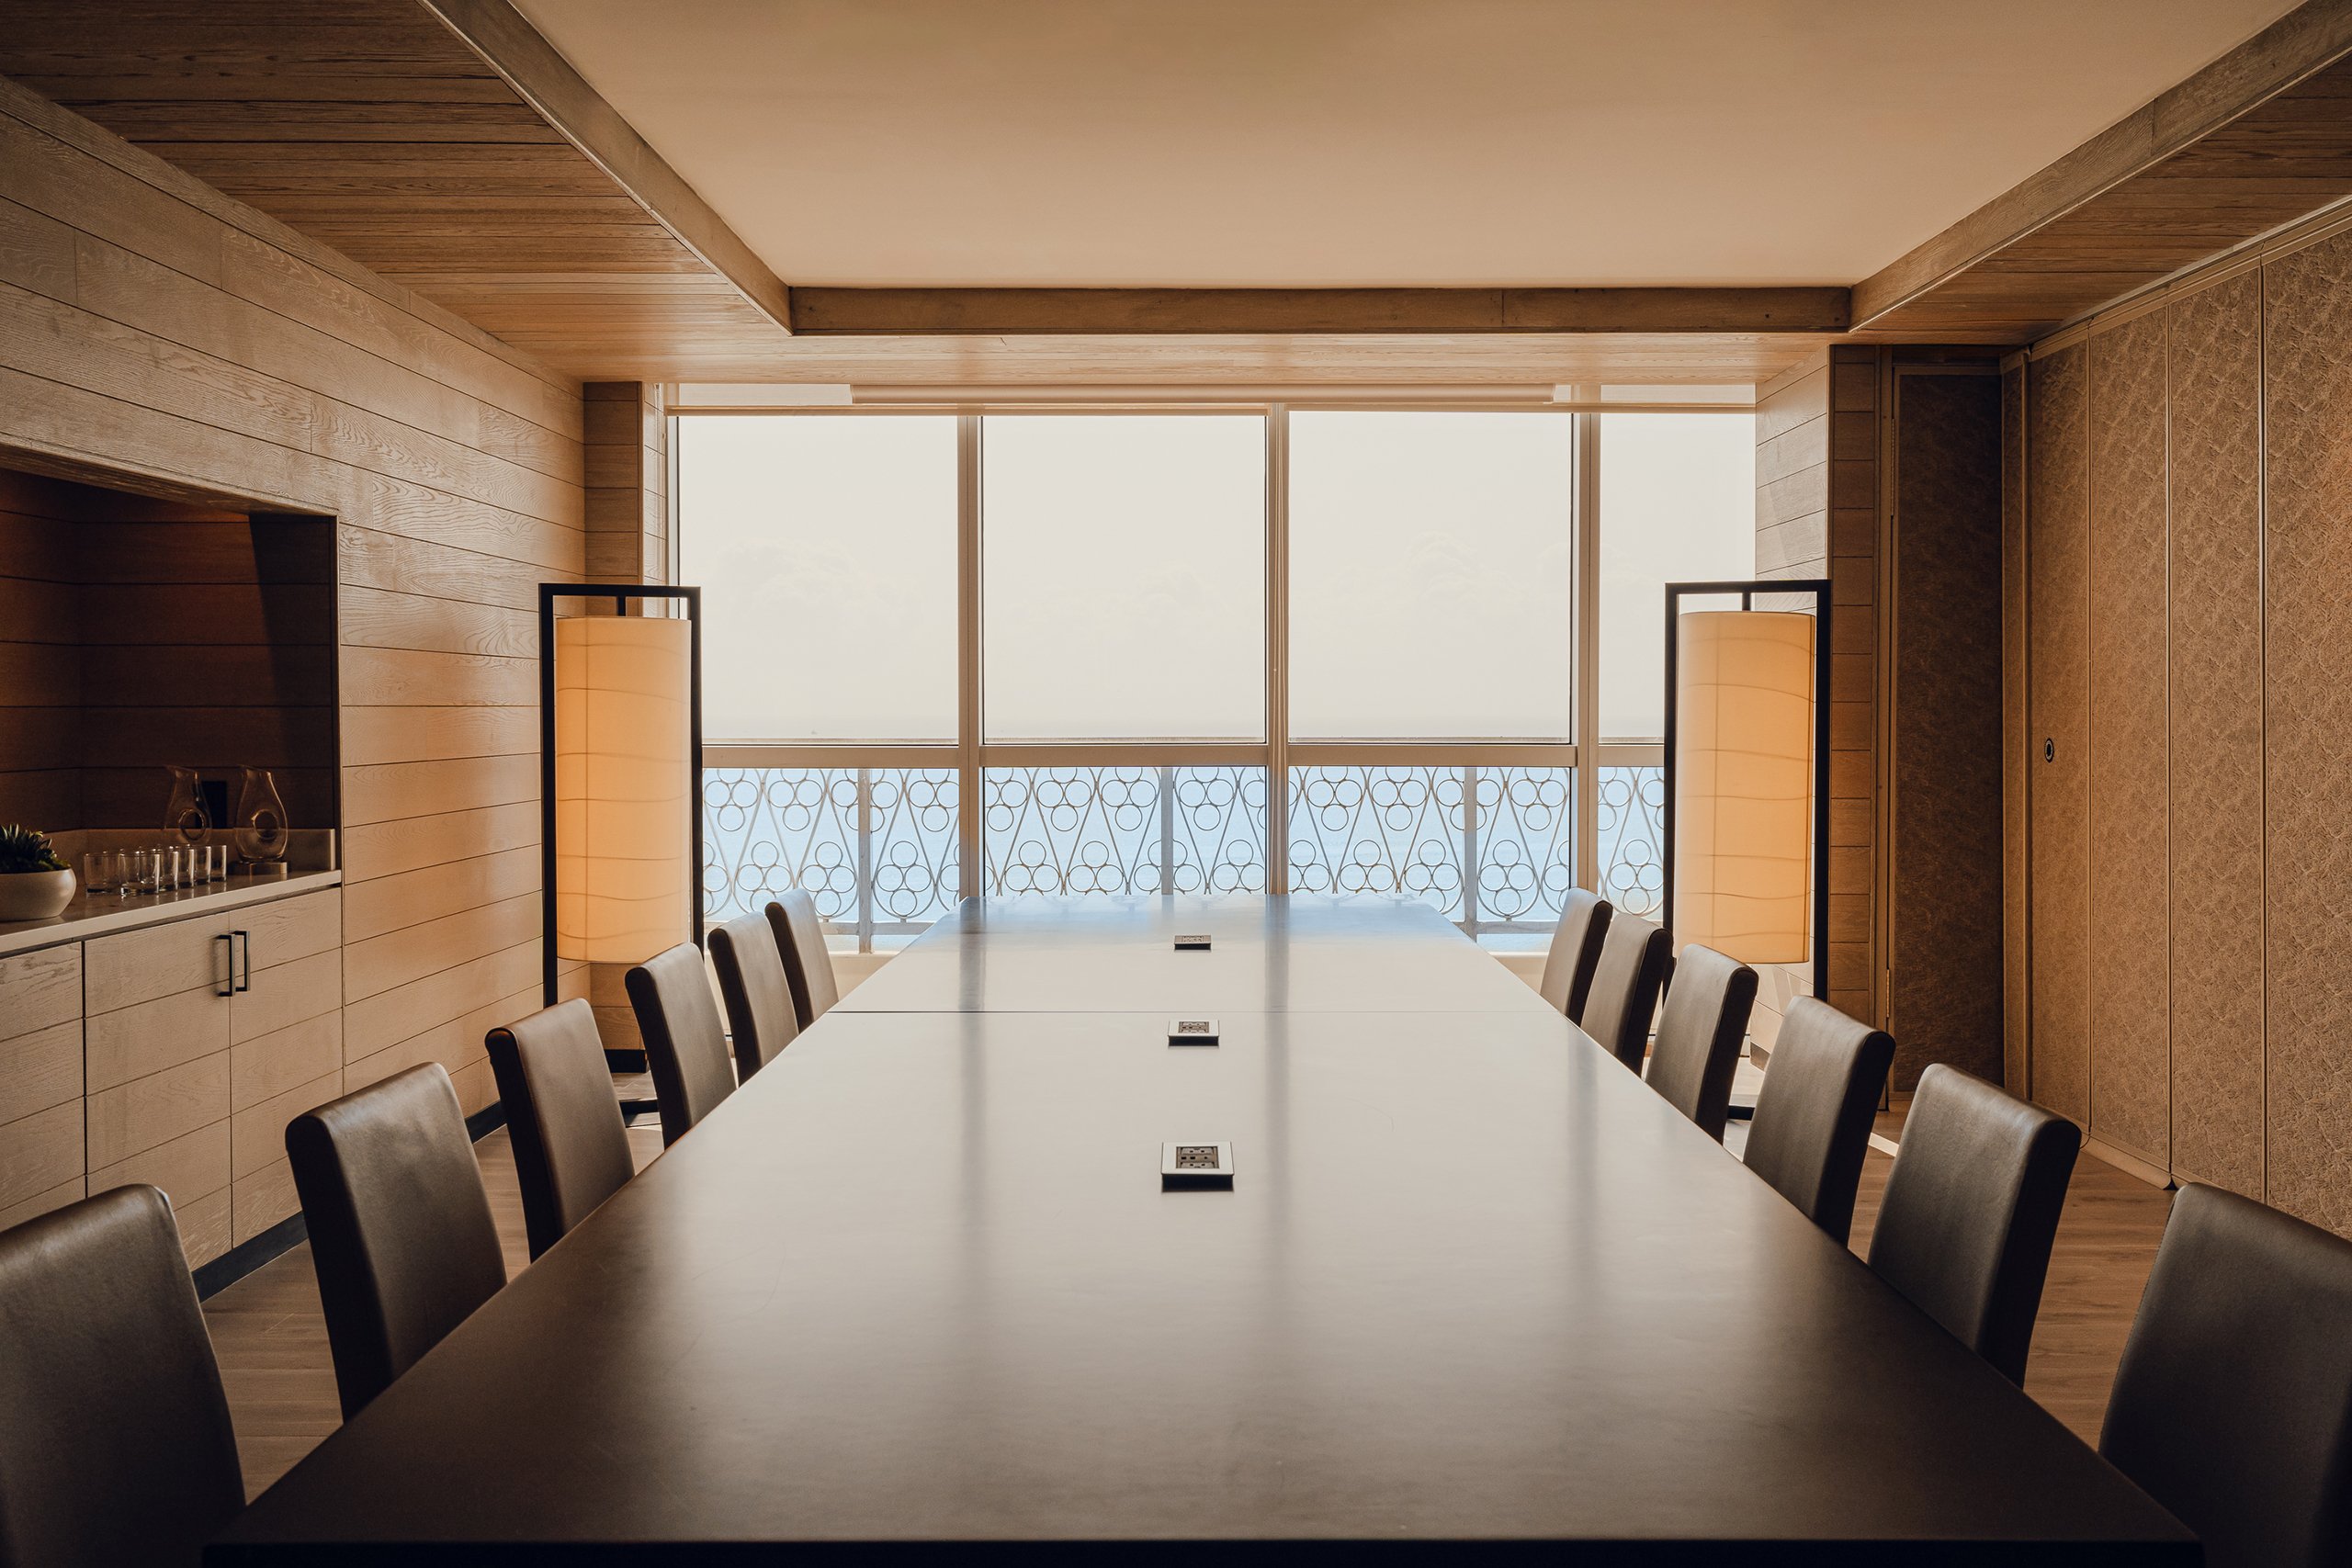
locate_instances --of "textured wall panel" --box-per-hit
[1891,371,2004,1089]
[2001,365,2029,1095]
[2027,345,2090,1123]
[2263,230,2352,1235]
[2165,271,2266,1197]
[2085,312,2172,1165]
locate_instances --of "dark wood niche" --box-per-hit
[0,466,337,840]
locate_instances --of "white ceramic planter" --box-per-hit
[0,869,75,920]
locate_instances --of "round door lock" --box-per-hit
[2043,738,2055,762]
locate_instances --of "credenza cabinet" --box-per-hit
[0,881,341,1268]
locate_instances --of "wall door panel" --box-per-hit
[2085,313,2171,1166]
[2027,345,2090,1122]
[2165,272,2265,1197]
[2262,230,2352,1235]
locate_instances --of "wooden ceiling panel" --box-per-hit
[1856,21,2352,342]
[0,0,796,378]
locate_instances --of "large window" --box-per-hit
[682,405,1755,945]
[982,416,1265,740]
[1596,412,1757,743]
[677,414,958,740]
[1289,412,1574,739]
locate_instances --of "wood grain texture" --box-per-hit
[1855,2,2352,339]
[0,472,81,827]
[0,0,791,380]
[2164,271,2267,1197]
[1890,370,2004,1089]
[2001,363,2029,1094]
[1824,345,1881,1032]
[2028,344,2090,1122]
[2085,310,2172,1166]
[2261,226,2352,1235]
[0,75,587,1159]
[790,287,1850,336]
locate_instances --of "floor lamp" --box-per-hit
[538,585,704,1041]
[1660,579,1831,1002]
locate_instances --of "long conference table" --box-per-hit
[212,896,2194,1562]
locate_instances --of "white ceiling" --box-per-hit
[515,0,2301,288]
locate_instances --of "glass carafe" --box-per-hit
[164,765,209,847]
[234,766,288,866]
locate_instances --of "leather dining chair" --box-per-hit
[0,1185,243,1568]
[766,890,841,1029]
[486,999,636,1260]
[1865,1064,2078,1383]
[1577,911,1673,1073]
[1640,943,1757,1141]
[627,942,737,1145]
[2099,1182,2352,1568]
[708,911,802,1083]
[1535,888,1612,1022]
[1740,997,1894,1245]
[286,1063,508,1419]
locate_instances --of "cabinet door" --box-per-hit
[228,888,344,1245]
[0,944,85,1230]
[85,913,235,1267]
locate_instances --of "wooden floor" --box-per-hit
[203,1096,2175,1500]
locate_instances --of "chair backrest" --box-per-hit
[1535,889,1612,1022]
[765,890,841,1028]
[1577,912,1672,1072]
[0,1185,243,1568]
[1865,1064,2078,1383]
[1641,943,1757,1141]
[285,1064,506,1419]
[708,912,802,1082]
[627,942,737,1145]
[486,999,634,1260]
[2100,1183,2352,1568]
[1741,997,1894,1244]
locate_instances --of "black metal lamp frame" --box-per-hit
[537,583,704,1009]
[1660,579,1833,1002]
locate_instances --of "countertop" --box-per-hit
[0,869,344,960]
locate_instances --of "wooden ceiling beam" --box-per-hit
[788,287,1850,336]
[1853,0,2352,331]
[416,0,795,336]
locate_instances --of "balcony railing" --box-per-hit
[706,761,1665,949]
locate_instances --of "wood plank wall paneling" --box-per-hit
[1748,345,1884,1052]
[0,469,337,833]
[1888,370,2004,1089]
[2164,271,2266,1197]
[0,471,81,829]
[1749,352,1830,1057]
[583,381,666,586]
[2260,228,2352,1236]
[2084,312,2172,1168]
[1826,345,1882,1035]
[2026,344,2090,1123]
[0,74,587,1134]
[81,508,337,829]
[2000,364,2029,1094]
[2014,213,2352,1232]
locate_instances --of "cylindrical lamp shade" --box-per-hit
[1672,610,1815,964]
[554,615,693,964]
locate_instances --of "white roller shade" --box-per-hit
[1672,609,1815,964]
[555,615,693,964]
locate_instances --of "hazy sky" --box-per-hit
[679,411,1755,745]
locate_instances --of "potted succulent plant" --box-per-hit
[0,825,76,920]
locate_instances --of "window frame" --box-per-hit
[678,400,1721,945]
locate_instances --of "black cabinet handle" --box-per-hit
[233,930,252,993]
[215,932,234,998]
